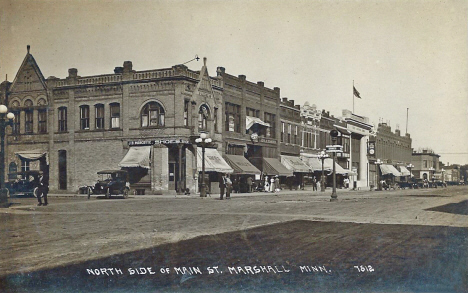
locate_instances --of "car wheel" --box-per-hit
[105,188,111,199]
[87,187,92,200]
[123,188,129,199]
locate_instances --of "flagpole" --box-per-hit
[353,80,355,113]
[406,108,409,134]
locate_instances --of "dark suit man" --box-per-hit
[219,174,226,200]
[37,174,49,206]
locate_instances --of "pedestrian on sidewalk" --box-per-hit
[37,173,49,206]
[274,176,280,193]
[270,176,275,192]
[247,176,253,193]
[312,177,317,191]
[225,175,232,199]
[264,176,269,192]
[219,174,226,200]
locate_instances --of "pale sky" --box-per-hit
[1,0,467,164]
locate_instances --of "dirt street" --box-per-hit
[0,186,467,292]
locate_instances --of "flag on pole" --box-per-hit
[353,86,361,99]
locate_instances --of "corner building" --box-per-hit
[4,48,225,194]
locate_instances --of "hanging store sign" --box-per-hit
[128,138,190,146]
[326,145,343,153]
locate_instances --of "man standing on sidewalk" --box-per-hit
[219,174,226,200]
[37,173,49,206]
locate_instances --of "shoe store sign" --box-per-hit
[128,138,190,146]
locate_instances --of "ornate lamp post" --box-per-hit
[375,159,383,191]
[330,130,339,202]
[441,168,445,186]
[195,133,212,197]
[406,163,414,178]
[0,105,15,205]
[318,150,328,192]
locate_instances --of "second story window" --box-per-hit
[225,102,240,133]
[25,110,33,134]
[198,104,210,130]
[184,100,189,127]
[287,124,291,143]
[141,101,165,127]
[264,112,276,138]
[38,109,47,133]
[80,105,90,130]
[110,103,120,129]
[58,107,67,132]
[213,107,218,132]
[95,104,104,129]
[281,122,285,142]
[12,111,20,135]
[294,125,298,145]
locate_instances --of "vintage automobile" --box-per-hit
[6,170,43,197]
[87,170,130,199]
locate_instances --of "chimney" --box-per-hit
[238,74,246,81]
[123,61,133,73]
[114,67,123,74]
[282,98,288,102]
[257,81,264,87]
[68,68,78,78]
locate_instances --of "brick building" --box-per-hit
[216,68,292,191]
[411,148,440,181]
[3,47,229,194]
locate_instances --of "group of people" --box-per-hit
[263,175,280,193]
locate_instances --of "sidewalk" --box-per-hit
[46,186,375,199]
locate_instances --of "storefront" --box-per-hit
[196,147,233,194]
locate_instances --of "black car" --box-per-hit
[87,170,130,199]
[6,170,43,197]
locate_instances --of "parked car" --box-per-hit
[87,170,130,199]
[6,170,43,197]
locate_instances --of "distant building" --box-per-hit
[342,110,373,189]
[411,148,440,180]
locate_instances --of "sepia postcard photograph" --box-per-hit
[0,0,467,292]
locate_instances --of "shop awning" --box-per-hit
[281,155,312,173]
[246,116,270,130]
[380,164,402,176]
[302,157,323,172]
[197,148,233,173]
[398,166,411,176]
[263,158,293,177]
[324,158,349,175]
[15,150,48,163]
[224,155,261,175]
[119,146,152,169]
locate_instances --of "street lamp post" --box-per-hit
[0,105,15,206]
[195,133,212,197]
[375,159,383,191]
[429,167,435,188]
[441,168,445,187]
[407,163,414,188]
[330,130,339,202]
[318,150,328,192]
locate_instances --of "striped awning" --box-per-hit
[380,164,402,176]
[281,155,312,173]
[263,158,293,177]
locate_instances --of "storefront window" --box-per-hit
[141,102,165,127]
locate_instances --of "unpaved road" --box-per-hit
[0,187,467,292]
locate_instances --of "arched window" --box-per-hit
[198,104,210,130]
[141,102,165,127]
